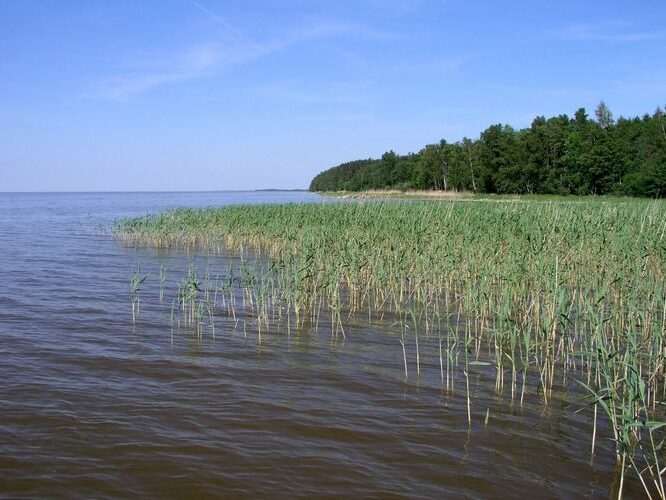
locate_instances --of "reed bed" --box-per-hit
[115,198,666,497]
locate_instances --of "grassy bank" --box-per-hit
[115,198,666,496]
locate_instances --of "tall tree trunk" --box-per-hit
[466,148,477,192]
[442,159,448,191]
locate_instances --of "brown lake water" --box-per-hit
[0,192,634,497]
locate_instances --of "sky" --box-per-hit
[1,0,665,192]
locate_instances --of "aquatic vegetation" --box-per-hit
[115,198,666,497]
[159,264,167,302]
[129,264,148,324]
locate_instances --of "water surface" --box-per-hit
[0,192,622,497]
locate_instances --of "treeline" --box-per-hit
[309,103,666,197]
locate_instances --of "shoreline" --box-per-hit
[314,189,644,203]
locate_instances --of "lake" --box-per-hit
[0,191,620,497]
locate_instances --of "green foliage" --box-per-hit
[309,103,666,197]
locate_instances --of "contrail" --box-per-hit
[189,0,264,50]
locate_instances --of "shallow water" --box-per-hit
[0,192,632,497]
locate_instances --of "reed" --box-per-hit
[115,198,666,496]
[129,264,148,324]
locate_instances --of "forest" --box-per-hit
[309,103,666,197]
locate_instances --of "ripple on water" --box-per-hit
[0,192,624,497]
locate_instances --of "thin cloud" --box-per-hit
[368,0,425,16]
[94,19,356,100]
[188,1,361,48]
[389,56,468,75]
[611,78,666,98]
[559,22,662,43]
[298,111,375,122]
[189,0,265,51]
[96,43,230,100]
[256,80,376,105]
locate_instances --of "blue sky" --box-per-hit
[1,0,665,191]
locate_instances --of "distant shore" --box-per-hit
[317,189,472,201]
[314,189,641,203]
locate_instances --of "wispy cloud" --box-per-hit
[94,3,357,100]
[611,78,666,98]
[298,111,375,122]
[368,0,425,16]
[559,22,663,43]
[388,56,468,76]
[256,80,376,106]
[189,0,265,51]
[96,43,233,100]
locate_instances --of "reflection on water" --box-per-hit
[0,192,628,497]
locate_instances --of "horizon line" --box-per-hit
[0,188,310,194]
